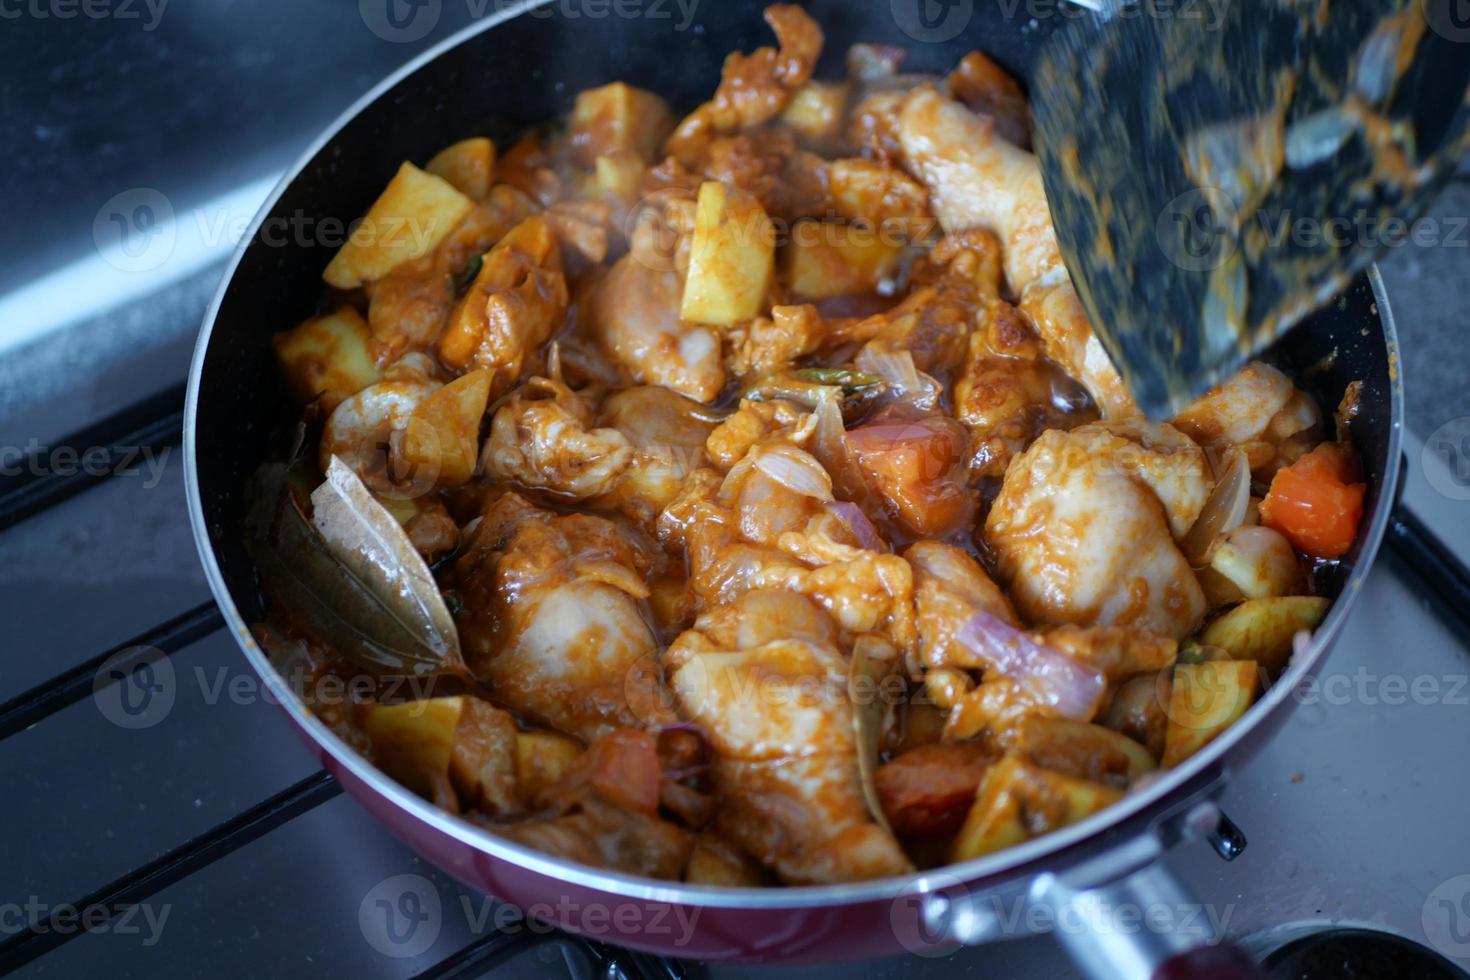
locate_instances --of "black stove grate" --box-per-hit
[0,392,692,980]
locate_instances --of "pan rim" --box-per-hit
[183,2,1405,911]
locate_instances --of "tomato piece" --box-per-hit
[874,742,991,838]
[552,729,662,817]
[1259,443,1366,559]
[846,416,974,536]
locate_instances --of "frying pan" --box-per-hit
[184,1,1406,974]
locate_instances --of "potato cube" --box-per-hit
[323,163,475,289]
[515,731,585,803]
[398,368,494,488]
[1011,717,1157,786]
[427,137,497,201]
[361,697,467,798]
[570,82,673,164]
[951,756,1122,861]
[783,220,901,300]
[685,833,770,886]
[449,699,520,815]
[272,306,380,412]
[681,181,775,327]
[588,151,646,203]
[779,81,850,148]
[1199,596,1327,676]
[1161,661,1261,767]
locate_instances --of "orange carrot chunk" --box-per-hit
[1259,443,1366,560]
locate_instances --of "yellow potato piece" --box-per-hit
[951,756,1122,862]
[361,697,467,798]
[783,220,901,300]
[1200,596,1328,676]
[681,181,775,327]
[399,369,494,489]
[1161,661,1260,768]
[570,82,673,164]
[685,833,770,886]
[779,81,849,148]
[272,306,380,412]
[427,137,497,201]
[323,162,475,290]
[514,731,584,802]
[1011,717,1157,785]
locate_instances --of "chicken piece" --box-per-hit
[845,229,1002,378]
[664,591,912,883]
[658,461,914,644]
[705,399,812,470]
[593,385,719,529]
[946,51,1031,149]
[897,87,1137,419]
[481,377,633,499]
[825,158,937,241]
[365,255,454,367]
[437,215,570,386]
[1171,361,1324,475]
[944,675,1050,742]
[726,304,828,380]
[984,420,1211,639]
[664,5,824,168]
[906,541,1019,671]
[319,358,439,493]
[954,295,1096,478]
[1041,624,1178,685]
[498,796,693,879]
[592,254,725,403]
[454,495,671,741]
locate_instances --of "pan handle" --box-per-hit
[925,830,1264,979]
[1034,855,1264,980]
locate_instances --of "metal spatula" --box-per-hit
[1031,0,1470,420]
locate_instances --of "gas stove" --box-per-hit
[3,4,1469,977]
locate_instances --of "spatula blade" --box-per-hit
[1032,0,1470,419]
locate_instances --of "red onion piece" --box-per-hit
[955,611,1107,720]
[827,500,885,552]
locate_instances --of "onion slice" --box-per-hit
[826,500,885,552]
[954,612,1107,721]
[1182,448,1251,565]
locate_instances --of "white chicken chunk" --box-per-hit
[593,385,719,529]
[897,87,1136,418]
[455,495,672,741]
[984,420,1211,639]
[592,255,725,403]
[1171,360,1323,475]
[480,377,633,499]
[664,590,912,883]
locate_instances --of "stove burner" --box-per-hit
[1263,929,1467,980]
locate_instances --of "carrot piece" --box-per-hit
[1259,443,1366,559]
